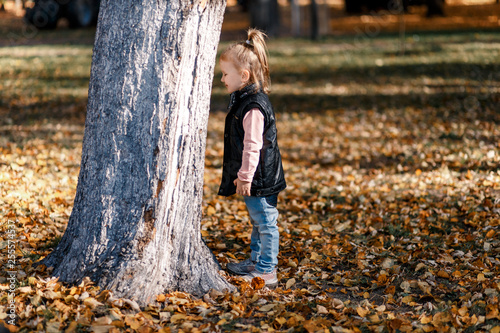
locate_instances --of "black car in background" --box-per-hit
[25,0,100,29]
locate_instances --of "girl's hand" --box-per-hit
[234,179,252,196]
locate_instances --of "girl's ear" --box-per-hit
[241,69,250,83]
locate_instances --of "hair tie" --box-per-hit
[245,40,253,46]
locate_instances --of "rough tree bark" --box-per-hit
[41,0,232,305]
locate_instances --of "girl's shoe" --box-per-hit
[242,269,278,287]
[226,258,256,275]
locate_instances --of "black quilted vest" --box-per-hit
[218,85,286,197]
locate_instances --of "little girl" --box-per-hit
[217,29,286,287]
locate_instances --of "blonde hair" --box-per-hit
[220,28,271,94]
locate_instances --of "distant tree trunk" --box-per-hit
[426,0,445,16]
[40,0,232,305]
[310,0,319,39]
[291,0,300,36]
[249,0,280,36]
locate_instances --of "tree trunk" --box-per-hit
[310,0,319,40]
[249,0,280,37]
[291,0,300,37]
[426,0,445,16]
[41,0,232,305]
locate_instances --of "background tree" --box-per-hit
[249,0,280,36]
[40,0,232,305]
[426,0,445,16]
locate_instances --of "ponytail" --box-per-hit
[220,28,271,94]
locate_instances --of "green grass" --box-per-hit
[0,45,91,125]
[2,30,498,125]
[215,31,500,113]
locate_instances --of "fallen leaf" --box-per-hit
[332,298,344,309]
[286,278,296,289]
[357,306,370,317]
[317,305,328,314]
[258,304,276,312]
[400,281,411,293]
[84,297,104,309]
[251,277,265,290]
[418,281,432,294]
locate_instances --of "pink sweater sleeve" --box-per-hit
[237,108,264,183]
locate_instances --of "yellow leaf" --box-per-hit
[84,297,104,309]
[415,263,426,272]
[433,312,451,326]
[28,277,37,285]
[317,305,328,314]
[402,296,412,304]
[206,206,216,216]
[490,326,500,333]
[156,294,166,303]
[477,273,486,282]
[310,252,321,261]
[303,320,320,333]
[418,281,431,294]
[43,290,62,300]
[258,303,276,312]
[275,317,286,325]
[18,286,32,294]
[171,313,187,324]
[356,306,370,317]
[286,278,296,290]
[308,224,322,232]
[332,298,344,309]
[53,300,71,314]
[124,316,142,329]
[420,314,433,324]
[400,281,411,293]
[91,325,114,333]
[486,305,500,320]
[93,316,112,325]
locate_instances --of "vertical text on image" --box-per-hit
[5,220,18,326]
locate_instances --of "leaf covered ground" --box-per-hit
[1,7,500,333]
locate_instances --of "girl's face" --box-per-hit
[220,59,248,94]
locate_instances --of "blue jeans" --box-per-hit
[244,194,279,273]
